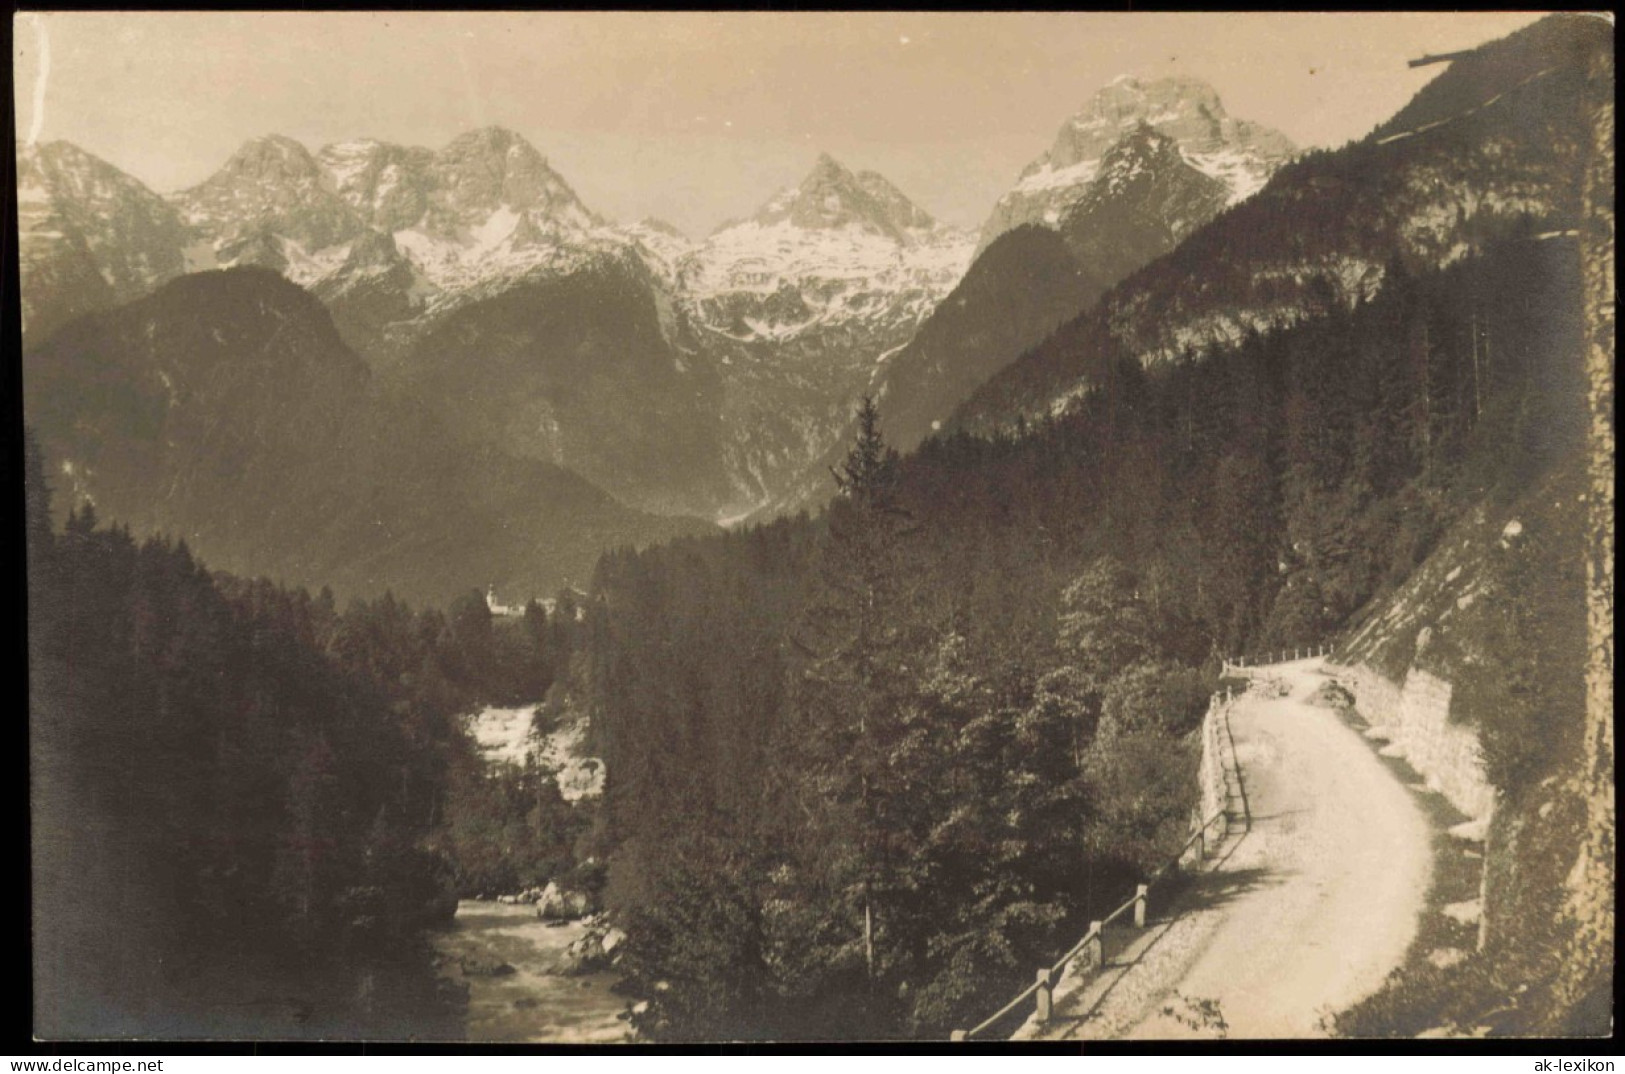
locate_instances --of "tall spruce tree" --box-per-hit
[781,395,929,1028]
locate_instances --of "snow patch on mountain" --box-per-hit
[1184,147,1274,202]
[684,219,968,300]
[1014,158,1103,196]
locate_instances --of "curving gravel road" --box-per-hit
[1031,660,1432,1040]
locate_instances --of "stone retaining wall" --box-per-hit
[1331,662,1495,820]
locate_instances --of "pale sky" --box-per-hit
[13,11,1550,236]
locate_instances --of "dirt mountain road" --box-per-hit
[1033,660,1432,1039]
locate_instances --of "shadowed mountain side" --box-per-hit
[877,226,1106,454]
[868,121,1242,471]
[389,253,734,518]
[1056,125,1231,287]
[24,267,714,606]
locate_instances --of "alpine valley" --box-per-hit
[21,73,1313,599]
[21,13,1613,1046]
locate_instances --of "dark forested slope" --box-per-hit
[572,228,1586,1039]
[23,267,714,607]
[26,439,467,1038]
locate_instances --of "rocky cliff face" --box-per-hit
[17,141,193,342]
[317,138,437,233]
[176,134,365,263]
[1056,123,1232,284]
[1327,444,1604,1034]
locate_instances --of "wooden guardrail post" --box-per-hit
[1034,967,1053,1023]
[951,655,1250,1041]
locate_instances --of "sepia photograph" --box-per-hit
[14,10,1614,1045]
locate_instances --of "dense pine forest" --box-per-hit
[568,231,1587,1038]
[23,223,1591,1040]
[25,435,595,1038]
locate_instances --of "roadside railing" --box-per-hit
[949,690,1242,1041]
[1222,642,1332,676]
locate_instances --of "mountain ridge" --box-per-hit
[951,14,1605,436]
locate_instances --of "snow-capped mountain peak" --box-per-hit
[177,133,364,255]
[690,155,970,301]
[740,152,947,246]
[161,125,614,297]
[670,156,974,516]
[1043,75,1292,176]
[1051,120,1230,286]
[424,126,600,236]
[212,134,326,183]
[24,140,168,206]
[978,74,1296,252]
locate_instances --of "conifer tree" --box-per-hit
[783,395,928,1021]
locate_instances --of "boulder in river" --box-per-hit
[561,921,627,975]
[535,880,595,921]
[459,956,516,978]
[562,934,609,975]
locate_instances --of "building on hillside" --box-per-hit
[485,586,526,618]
